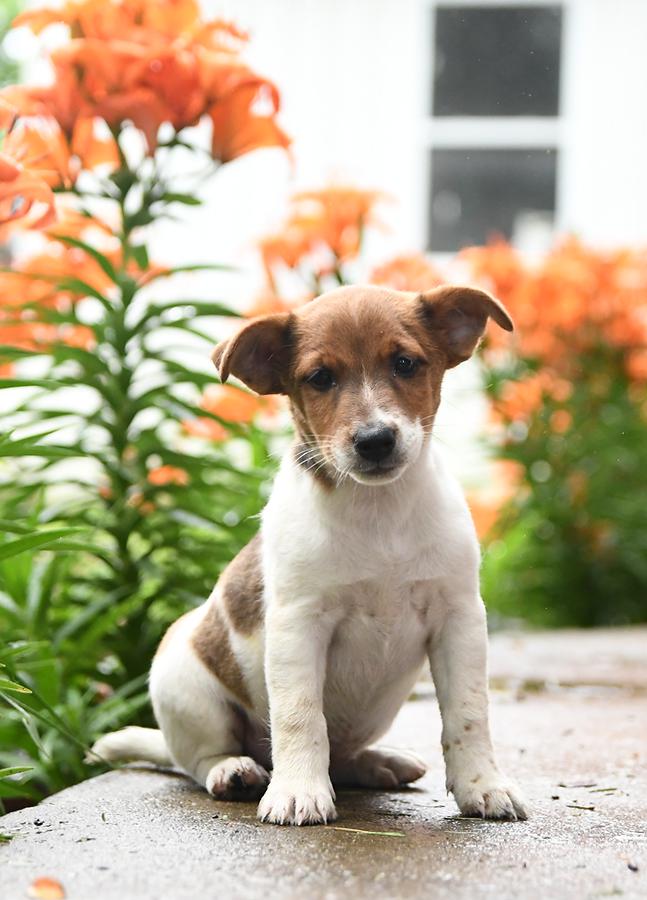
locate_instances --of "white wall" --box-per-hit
[559,0,647,246]
[205,0,424,250]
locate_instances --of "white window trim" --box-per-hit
[421,0,571,253]
[425,118,562,148]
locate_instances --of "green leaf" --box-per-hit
[0,678,31,694]
[0,689,90,756]
[0,346,44,360]
[53,235,119,284]
[50,343,107,376]
[0,270,113,311]
[160,192,203,206]
[142,263,235,286]
[131,244,149,271]
[0,779,41,801]
[0,519,32,535]
[0,529,86,562]
[0,444,81,460]
[56,277,114,309]
[0,766,33,778]
[0,378,71,390]
[0,642,49,661]
[7,431,87,466]
[54,585,131,643]
[135,300,239,330]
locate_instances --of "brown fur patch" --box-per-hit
[220,534,265,635]
[292,440,336,489]
[193,603,252,708]
[286,287,447,472]
[213,284,512,487]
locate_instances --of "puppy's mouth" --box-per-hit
[348,458,407,485]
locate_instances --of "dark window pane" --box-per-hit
[433,6,562,116]
[429,148,557,251]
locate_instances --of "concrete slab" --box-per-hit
[489,626,647,691]
[2,629,646,900]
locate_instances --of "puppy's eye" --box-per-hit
[393,355,419,377]
[306,367,336,391]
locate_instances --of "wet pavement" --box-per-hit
[2,627,646,899]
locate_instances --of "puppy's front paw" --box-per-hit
[452,773,528,821]
[257,779,337,826]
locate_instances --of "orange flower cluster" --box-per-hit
[259,187,387,280]
[1,85,119,194]
[1,211,120,357]
[370,253,443,293]
[467,459,525,538]
[183,384,278,441]
[0,263,95,354]
[9,0,290,159]
[462,238,647,376]
[494,371,573,426]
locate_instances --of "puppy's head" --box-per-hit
[213,285,512,486]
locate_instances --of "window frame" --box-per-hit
[422,0,569,256]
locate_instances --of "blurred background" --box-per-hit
[1,0,646,808]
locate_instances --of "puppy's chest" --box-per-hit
[329,577,438,659]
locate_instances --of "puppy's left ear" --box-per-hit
[419,285,513,368]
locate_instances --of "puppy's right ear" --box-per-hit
[212,313,291,395]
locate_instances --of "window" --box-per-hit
[426,2,564,252]
[430,147,557,251]
[433,6,562,117]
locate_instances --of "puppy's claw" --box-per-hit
[454,777,529,821]
[258,782,337,826]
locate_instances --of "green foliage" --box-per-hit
[481,347,647,627]
[0,136,277,806]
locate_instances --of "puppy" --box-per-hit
[92,284,528,825]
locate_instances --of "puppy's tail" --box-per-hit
[86,726,172,767]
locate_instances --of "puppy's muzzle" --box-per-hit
[353,425,396,464]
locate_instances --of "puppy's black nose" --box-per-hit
[353,425,396,463]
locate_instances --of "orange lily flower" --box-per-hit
[148,465,190,486]
[0,101,56,235]
[463,238,647,370]
[292,187,388,261]
[259,187,387,278]
[201,384,267,424]
[370,254,444,292]
[209,79,290,163]
[182,417,229,442]
[12,2,289,159]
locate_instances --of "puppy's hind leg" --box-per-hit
[332,747,427,789]
[150,620,269,801]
